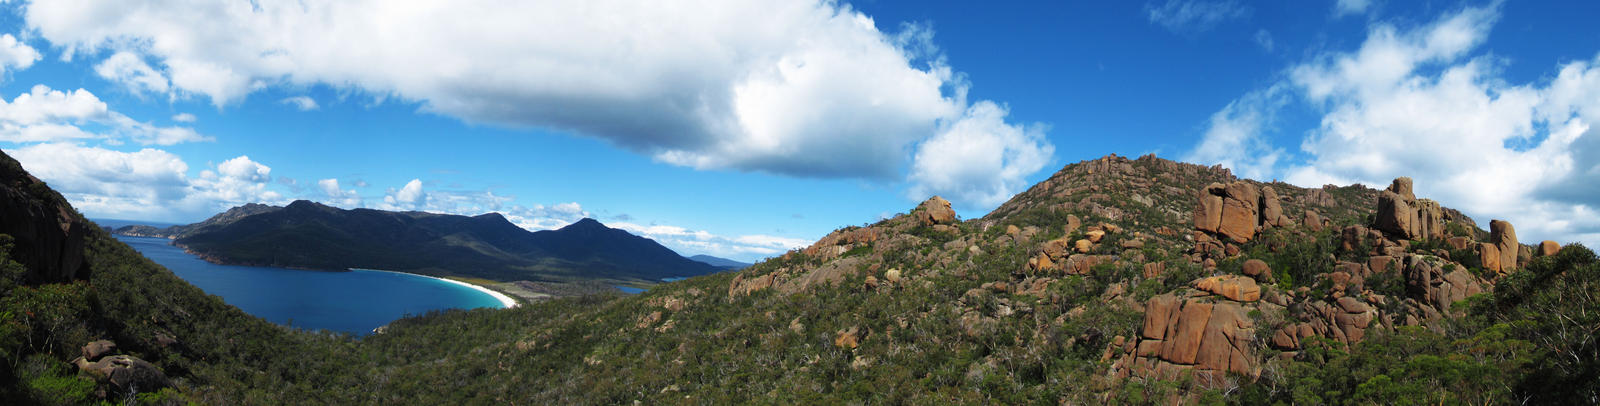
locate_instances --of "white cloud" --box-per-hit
[316,178,362,207]
[4,143,282,220]
[1185,85,1288,180]
[18,0,1050,210]
[281,96,318,111]
[611,221,810,260]
[192,156,281,205]
[1254,29,1274,52]
[171,113,196,122]
[1146,0,1250,33]
[0,34,40,76]
[1334,0,1373,18]
[94,51,170,95]
[1189,3,1600,247]
[216,155,271,182]
[0,84,209,145]
[907,101,1052,208]
[0,85,107,125]
[392,179,424,205]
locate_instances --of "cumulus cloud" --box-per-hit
[1188,3,1600,246]
[171,113,196,122]
[280,96,318,111]
[908,101,1052,208]
[317,178,362,207]
[0,34,40,76]
[94,51,170,95]
[1145,0,1250,33]
[192,156,281,205]
[4,143,282,220]
[0,84,209,145]
[216,155,271,182]
[386,179,425,208]
[19,0,1050,210]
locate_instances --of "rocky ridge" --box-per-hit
[722,153,1558,399]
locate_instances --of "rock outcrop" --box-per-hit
[1270,297,1378,350]
[1190,180,1293,260]
[1372,177,1445,241]
[1115,292,1257,385]
[1260,186,1289,227]
[1403,255,1485,317]
[0,152,90,283]
[915,196,958,226]
[1491,220,1518,273]
[1217,182,1261,243]
[71,340,170,395]
[1193,275,1261,302]
[1194,184,1225,234]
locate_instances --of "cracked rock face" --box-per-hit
[1118,292,1258,384]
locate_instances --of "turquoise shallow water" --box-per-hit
[113,235,504,335]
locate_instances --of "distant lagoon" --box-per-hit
[113,234,506,335]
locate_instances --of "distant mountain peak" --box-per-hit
[284,200,332,211]
[562,217,607,230]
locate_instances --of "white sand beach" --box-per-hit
[351,269,519,308]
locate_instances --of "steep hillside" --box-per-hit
[0,151,367,403]
[155,201,717,282]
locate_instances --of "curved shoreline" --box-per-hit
[349,268,519,309]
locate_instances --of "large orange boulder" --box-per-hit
[1479,243,1501,273]
[1260,186,1286,227]
[1130,294,1256,377]
[1414,199,1445,240]
[1160,301,1213,364]
[1374,190,1416,239]
[1194,183,1225,233]
[1491,220,1518,273]
[915,196,958,226]
[1194,275,1261,302]
[1194,303,1254,374]
[1217,182,1260,243]
[1389,177,1416,200]
[1241,259,1272,282]
[1539,240,1560,257]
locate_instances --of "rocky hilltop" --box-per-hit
[108,203,280,239]
[710,154,1581,402]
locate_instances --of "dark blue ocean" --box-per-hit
[111,233,505,335]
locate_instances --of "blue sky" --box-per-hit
[0,0,1597,262]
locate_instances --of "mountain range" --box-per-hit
[689,254,751,270]
[111,200,719,282]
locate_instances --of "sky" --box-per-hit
[0,0,1597,262]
